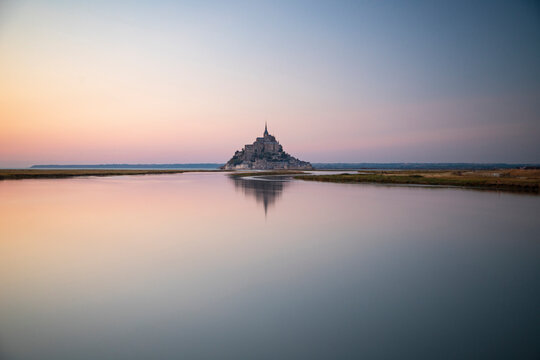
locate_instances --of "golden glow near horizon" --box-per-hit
[1,0,539,166]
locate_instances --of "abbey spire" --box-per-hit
[222,125,312,170]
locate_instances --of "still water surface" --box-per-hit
[0,172,539,359]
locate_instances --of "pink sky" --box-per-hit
[1,0,539,167]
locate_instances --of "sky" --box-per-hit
[1,0,539,166]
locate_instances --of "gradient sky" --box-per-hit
[1,0,539,166]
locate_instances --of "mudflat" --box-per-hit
[0,169,214,180]
[295,169,540,193]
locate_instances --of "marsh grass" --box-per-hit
[294,170,540,193]
[0,169,219,180]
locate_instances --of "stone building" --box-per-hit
[222,124,313,170]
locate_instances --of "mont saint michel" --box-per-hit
[2,1,540,359]
[222,124,313,170]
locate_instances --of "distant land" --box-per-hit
[30,163,540,170]
[312,163,540,170]
[31,163,223,169]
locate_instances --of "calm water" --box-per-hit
[0,173,539,359]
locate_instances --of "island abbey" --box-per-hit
[222,124,313,170]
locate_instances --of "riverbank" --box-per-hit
[0,169,215,180]
[294,169,540,193]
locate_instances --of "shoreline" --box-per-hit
[293,169,540,194]
[0,169,220,181]
[3,169,539,194]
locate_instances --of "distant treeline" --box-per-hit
[31,163,225,169]
[312,163,540,170]
[31,163,539,170]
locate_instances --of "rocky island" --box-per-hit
[222,124,313,170]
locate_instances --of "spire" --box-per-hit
[264,122,268,136]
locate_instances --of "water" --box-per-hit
[0,173,539,359]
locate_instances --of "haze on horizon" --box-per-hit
[1,0,539,167]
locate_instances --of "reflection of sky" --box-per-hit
[1,173,540,359]
[0,0,539,166]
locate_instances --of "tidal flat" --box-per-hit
[3,169,540,194]
[294,169,540,193]
[0,169,218,180]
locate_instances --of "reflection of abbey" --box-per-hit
[231,175,287,215]
[222,124,313,170]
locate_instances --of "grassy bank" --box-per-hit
[0,169,209,180]
[294,169,540,193]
